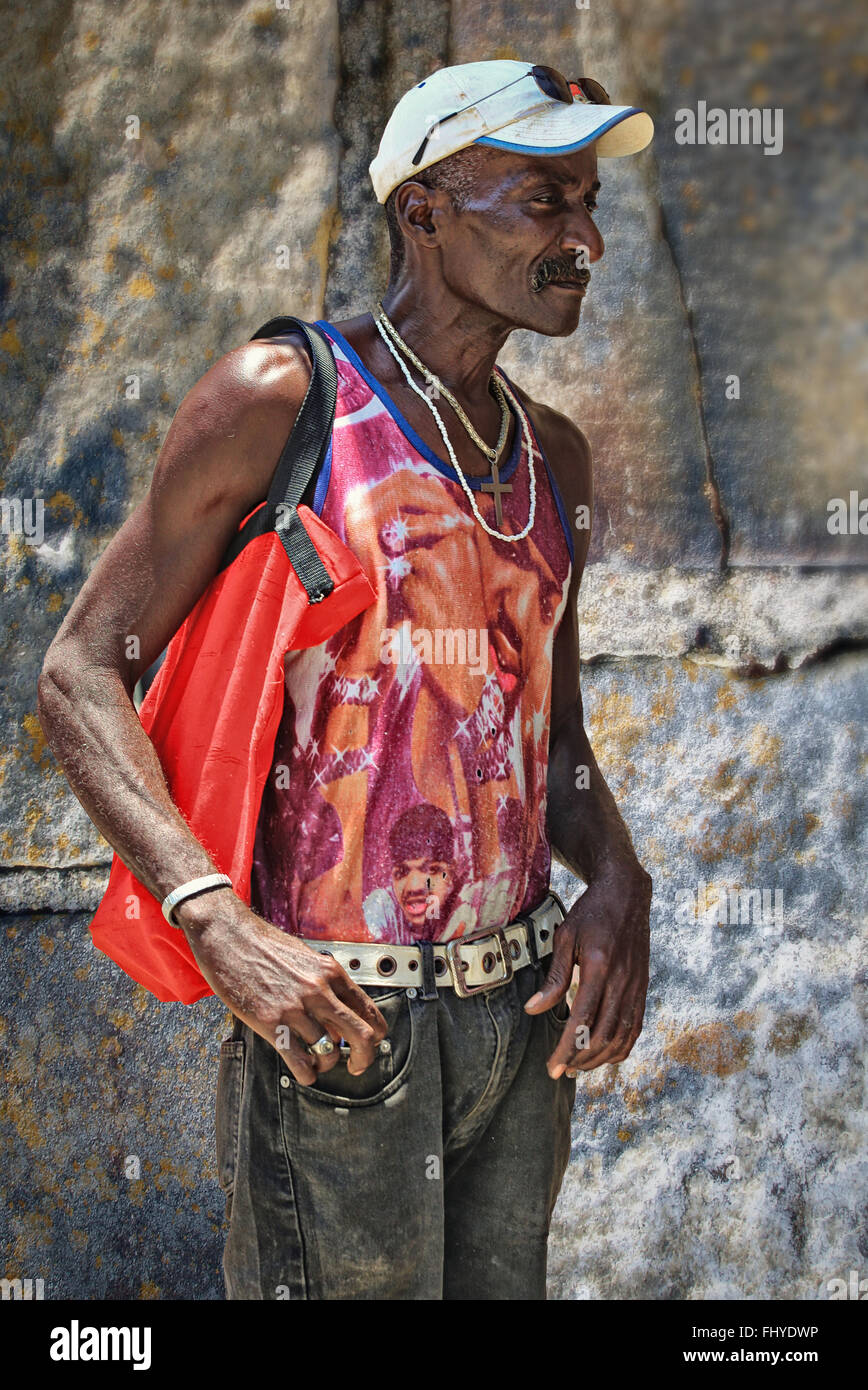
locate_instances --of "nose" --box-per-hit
[562,216,604,265]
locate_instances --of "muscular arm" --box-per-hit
[37,331,386,1080]
[546,422,645,882]
[512,395,652,1074]
[39,337,311,904]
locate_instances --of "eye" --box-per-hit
[530,190,599,212]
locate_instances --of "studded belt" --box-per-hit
[299,892,566,997]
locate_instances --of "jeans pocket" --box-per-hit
[215,1038,246,1206]
[290,986,416,1108]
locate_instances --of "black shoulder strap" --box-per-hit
[218,316,337,603]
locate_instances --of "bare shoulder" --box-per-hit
[506,377,592,519]
[155,329,313,506]
[180,329,312,429]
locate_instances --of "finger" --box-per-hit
[271,1011,342,1080]
[572,986,626,1070]
[570,981,640,1072]
[299,952,389,1069]
[550,973,624,1077]
[546,958,608,1076]
[328,970,389,1041]
[302,947,389,1040]
[604,985,646,1065]
[279,1043,318,1085]
[271,1021,319,1086]
[560,958,650,1076]
[568,1021,636,1074]
[307,989,385,1075]
[525,926,575,1012]
[546,1003,596,1078]
[603,1027,640,1067]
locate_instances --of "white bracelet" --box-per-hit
[161,874,233,927]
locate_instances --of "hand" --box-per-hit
[525,862,652,1077]
[176,890,388,1086]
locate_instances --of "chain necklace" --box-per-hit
[375,300,510,465]
[372,310,537,544]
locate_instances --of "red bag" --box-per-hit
[88,319,375,1003]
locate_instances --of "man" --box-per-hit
[38,59,653,1299]
[363,802,468,941]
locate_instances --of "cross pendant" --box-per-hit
[480,460,513,528]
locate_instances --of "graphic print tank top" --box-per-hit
[250,320,574,945]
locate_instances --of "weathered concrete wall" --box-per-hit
[2,0,865,1298]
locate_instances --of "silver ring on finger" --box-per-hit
[308,1033,336,1056]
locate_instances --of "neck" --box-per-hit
[377,284,512,407]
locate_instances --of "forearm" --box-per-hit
[547,705,647,884]
[37,655,220,909]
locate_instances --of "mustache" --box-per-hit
[530,258,591,293]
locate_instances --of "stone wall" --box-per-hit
[2,0,865,1298]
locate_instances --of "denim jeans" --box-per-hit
[215,934,577,1300]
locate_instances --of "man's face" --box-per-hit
[392,856,454,926]
[425,146,604,338]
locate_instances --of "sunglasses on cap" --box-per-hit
[411,65,612,168]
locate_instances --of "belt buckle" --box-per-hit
[445,926,514,997]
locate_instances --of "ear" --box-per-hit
[394,180,442,246]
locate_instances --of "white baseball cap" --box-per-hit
[369,59,654,205]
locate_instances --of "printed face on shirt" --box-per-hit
[391,857,455,928]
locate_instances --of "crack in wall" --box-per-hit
[658,203,732,572]
[325,0,454,319]
[323,0,393,319]
[581,639,868,674]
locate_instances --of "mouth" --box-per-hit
[403,894,430,916]
[489,614,523,697]
[531,268,591,296]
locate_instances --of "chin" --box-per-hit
[522,298,583,337]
